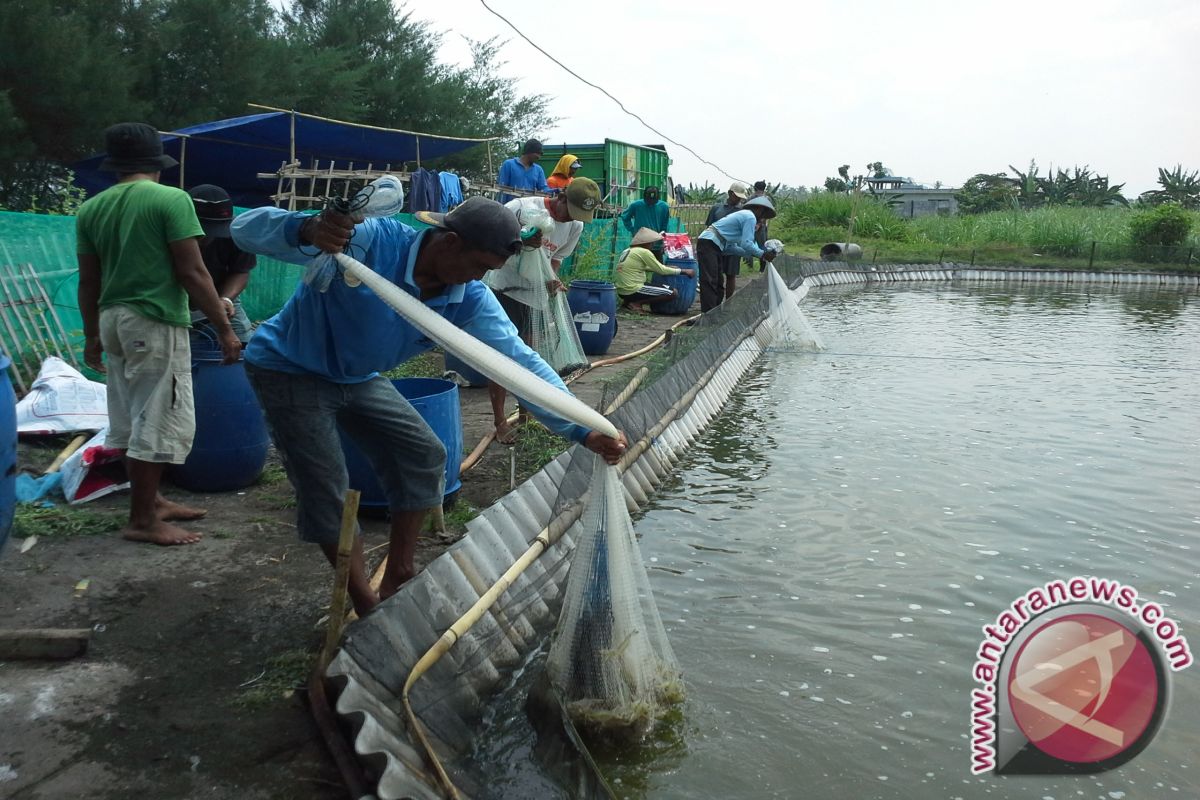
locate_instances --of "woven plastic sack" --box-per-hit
[662,233,693,260]
[546,461,683,742]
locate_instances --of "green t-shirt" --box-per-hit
[75,179,205,327]
[614,246,680,296]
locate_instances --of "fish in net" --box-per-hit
[545,460,684,744]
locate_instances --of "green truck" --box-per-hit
[538,139,671,207]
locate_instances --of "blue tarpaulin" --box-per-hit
[71,111,490,207]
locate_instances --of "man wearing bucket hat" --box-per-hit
[187,184,256,343]
[497,138,550,204]
[231,192,625,614]
[488,177,602,443]
[76,122,241,547]
[614,228,695,313]
[696,193,777,312]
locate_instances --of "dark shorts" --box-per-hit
[245,365,446,545]
[495,289,531,340]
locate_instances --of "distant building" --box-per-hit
[865,176,958,218]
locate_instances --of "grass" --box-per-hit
[382,351,442,379]
[510,421,570,482]
[234,648,315,710]
[256,464,288,487]
[13,503,125,539]
[440,499,480,533]
[774,197,1200,269]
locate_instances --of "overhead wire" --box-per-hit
[477,0,746,185]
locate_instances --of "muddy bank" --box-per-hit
[0,279,752,799]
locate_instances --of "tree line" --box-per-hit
[0,0,552,212]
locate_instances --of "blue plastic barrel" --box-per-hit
[567,280,617,355]
[170,334,269,492]
[444,353,489,388]
[0,353,15,553]
[341,377,463,509]
[650,258,699,314]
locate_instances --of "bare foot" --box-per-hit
[379,569,416,602]
[350,588,381,617]
[495,420,517,445]
[156,497,207,521]
[123,521,203,546]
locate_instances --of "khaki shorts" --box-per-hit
[99,305,195,464]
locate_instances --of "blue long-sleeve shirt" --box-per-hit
[230,207,589,443]
[497,158,549,204]
[620,199,670,234]
[698,209,765,257]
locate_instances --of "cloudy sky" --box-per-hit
[415,0,1198,196]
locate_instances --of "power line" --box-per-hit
[477,0,745,186]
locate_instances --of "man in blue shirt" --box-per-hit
[497,139,550,204]
[231,196,626,613]
[696,195,777,312]
[620,186,670,234]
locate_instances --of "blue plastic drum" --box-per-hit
[0,352,16,553]
[650,257,699,314]
[341,377,463,509]
[567,280,617,355]
[170,333,269,492]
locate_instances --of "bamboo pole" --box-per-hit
[320,489,361,670]
[246,102,499,143]
[0,266,48,375]
[44,434,87,475]
[13,265,59,362]
[399,320,762,797]
[21,264,72,364]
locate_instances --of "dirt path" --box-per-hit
[0,275,762,799]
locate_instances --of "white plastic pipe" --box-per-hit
[334,252,619,440]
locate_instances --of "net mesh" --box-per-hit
[765,261,825,352]
[483,212,589,375]
[544,460,683,742]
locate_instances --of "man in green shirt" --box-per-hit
[615,228,694,313]
[76,122,240,547]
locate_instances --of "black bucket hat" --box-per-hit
[98,122,178,173]
[188,184,234,237]
[414,196,522,258]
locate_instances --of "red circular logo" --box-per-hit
[1008,613,1159,764]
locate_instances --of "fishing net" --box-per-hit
[484,211,589,375]
[545,460,683,743]
[764,243,825,352]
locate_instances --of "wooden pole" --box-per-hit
[320,489,361,669]
[44,434,87,475]
[178,136,187,188]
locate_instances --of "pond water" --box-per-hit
[474,282,1200,800]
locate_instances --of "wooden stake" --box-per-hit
[320,489,360,669]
